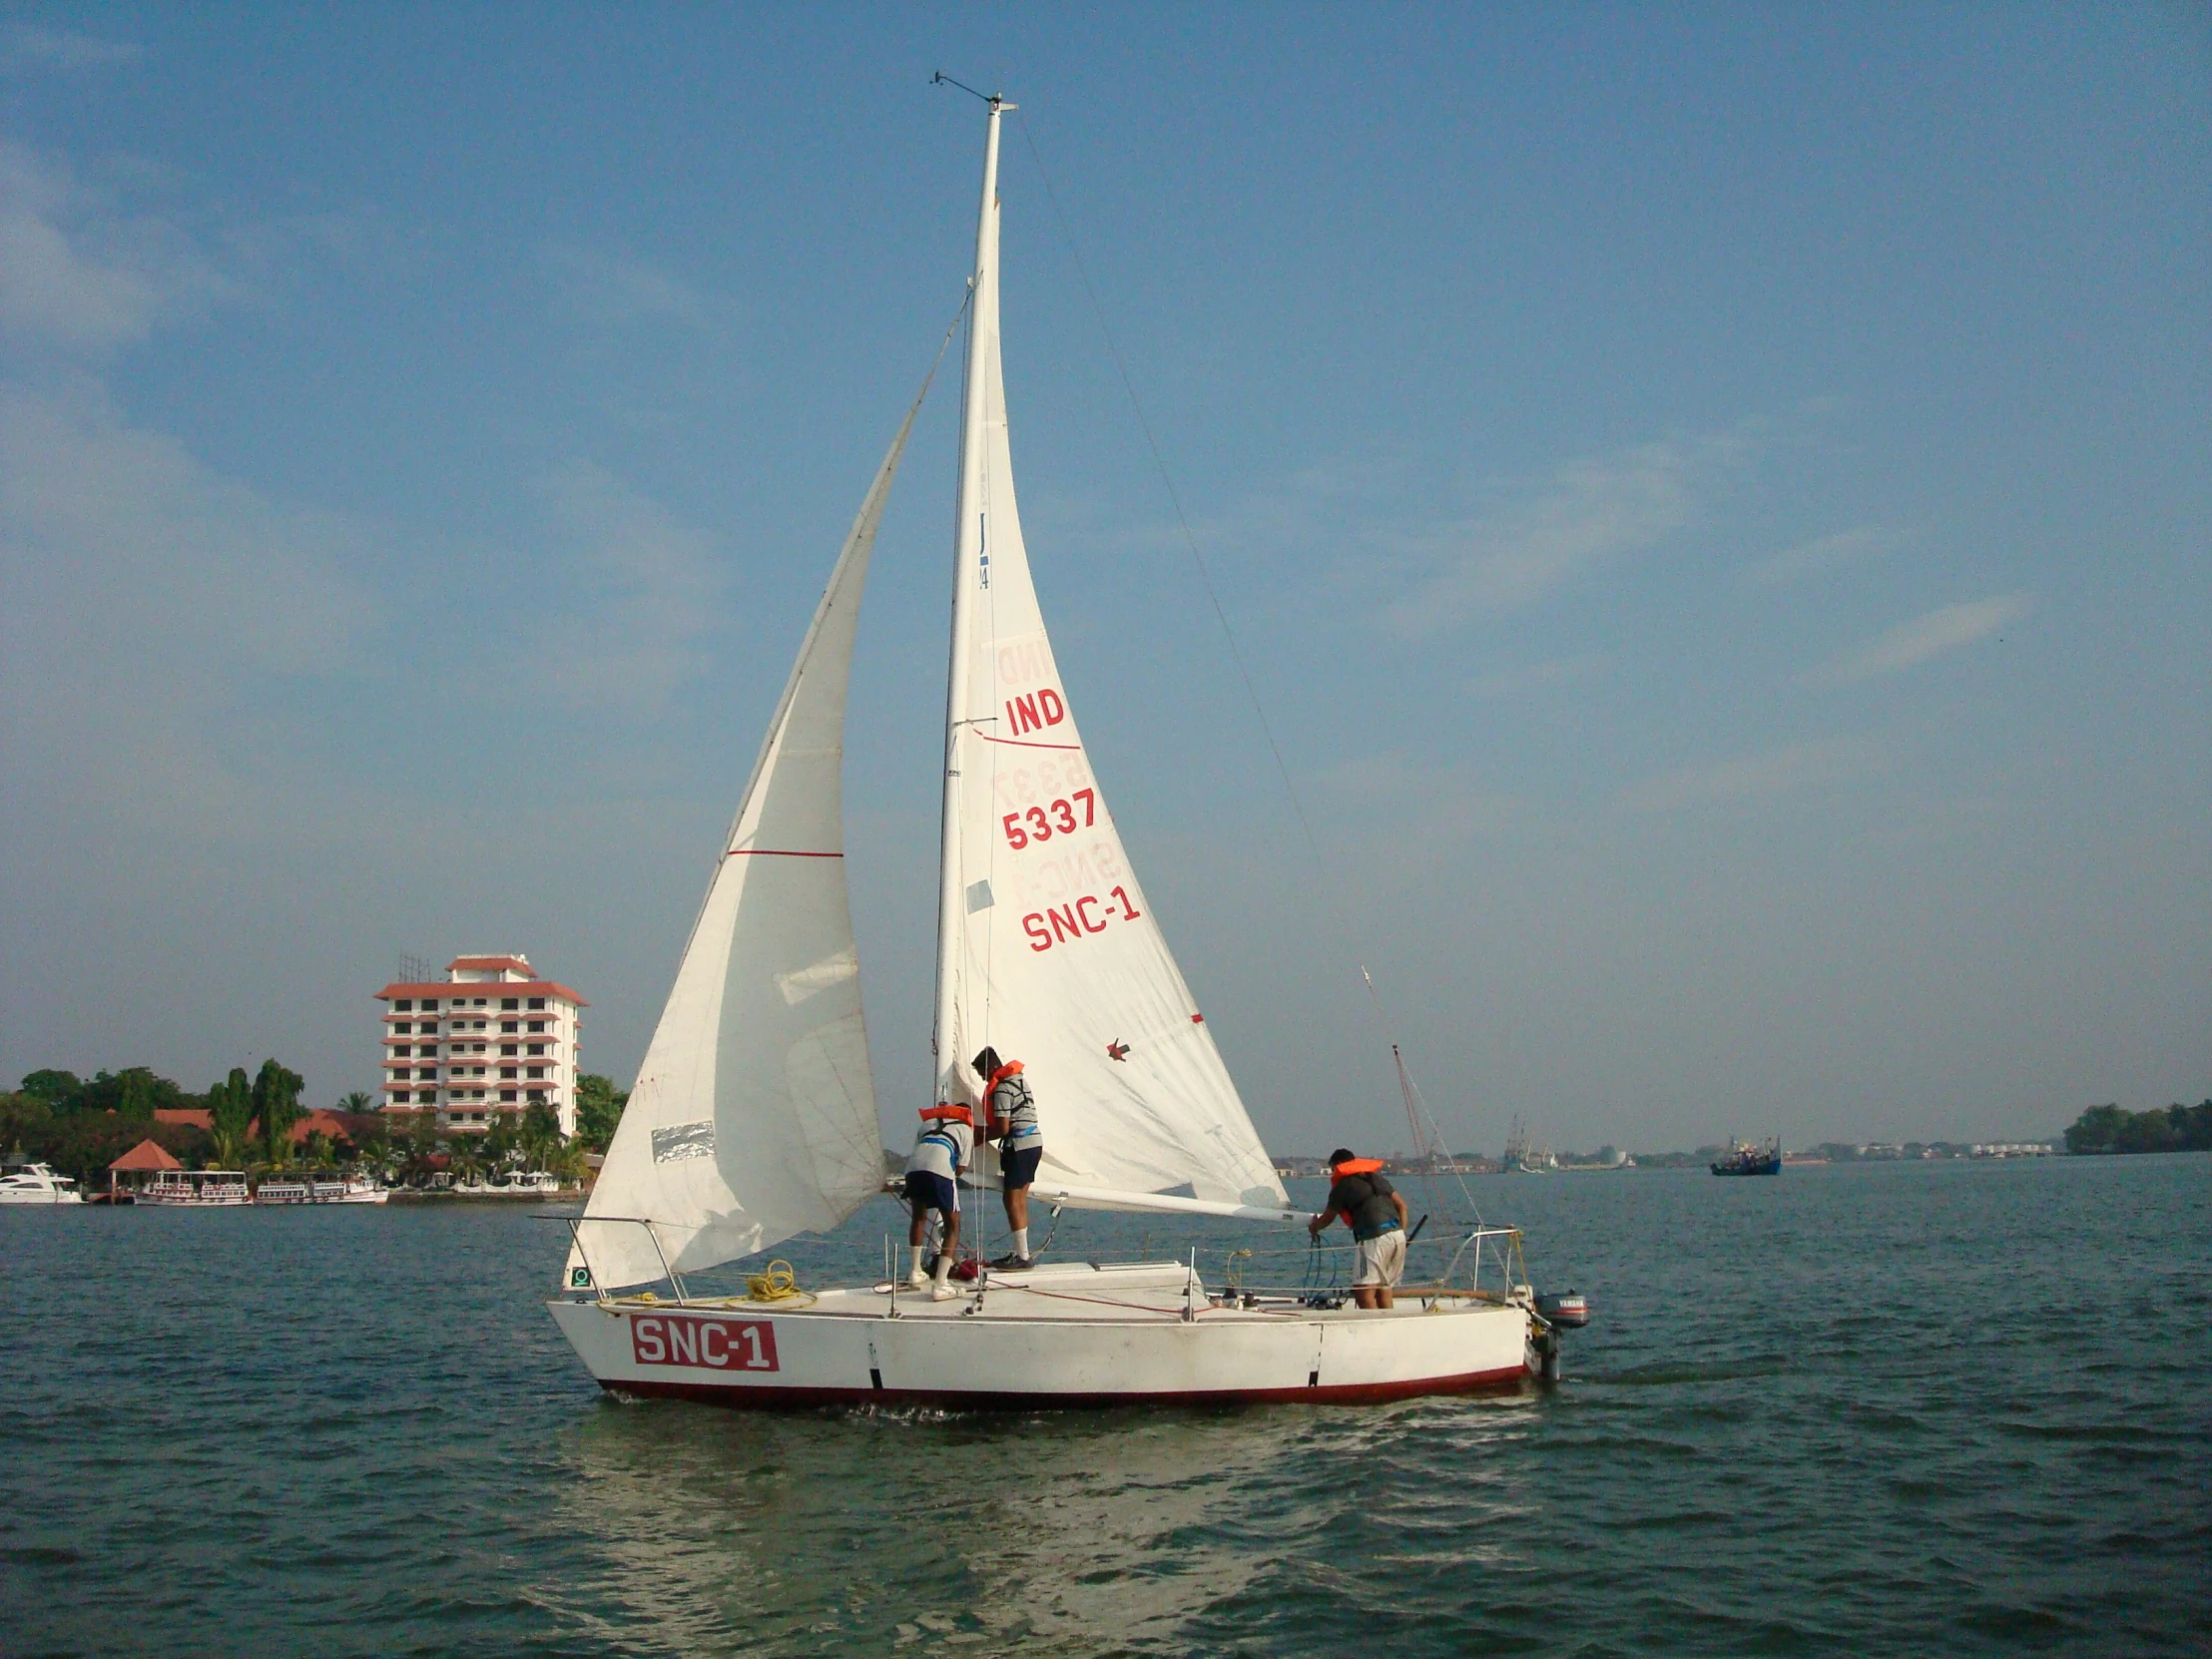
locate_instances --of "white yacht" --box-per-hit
[0,1162,84,1205]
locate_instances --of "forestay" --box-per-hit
[930,103,1286,1212]
[568,403,919,1294]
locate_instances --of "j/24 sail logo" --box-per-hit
[630,1314,780,1372]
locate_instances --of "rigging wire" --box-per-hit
[1012,109,1483,1209]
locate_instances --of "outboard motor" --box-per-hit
[1536,1289,1591,1329]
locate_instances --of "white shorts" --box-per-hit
[1352,1229,1406,1288]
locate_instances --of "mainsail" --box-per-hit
[931,101,1286,1212]
[568,401,921,1293]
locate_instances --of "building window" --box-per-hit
[501,997,519,1010]
[500,1089,517,1102]
[527,997,545,1010]
[472,997,487,1006]
[395,999,412,1011]
[526,1043,544,1057]
[500,1066,517,1080]
[423,999,440,1010]
[500,1021,518,1034]
[415,1089,435,1103]
[526,1066,545,1079]
[525,1019,544,1033]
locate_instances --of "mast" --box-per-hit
[931,92,1010,1102]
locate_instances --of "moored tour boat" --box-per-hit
[139,1170,251,1207]
[549,90,1556,1410]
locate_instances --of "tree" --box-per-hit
[208,1067,253,1165]
[18,1070,81,1108]
[481,1110,520,1174]
[519,1101,562,1170]
[575,1074,629,1152]
[2063,1100,2212,1156]
[546,1137,591,1190]
[303,1130,336,1168]
[252,1058,305,1158]
[337,1091,374,1114]
[399,1109,441,1186]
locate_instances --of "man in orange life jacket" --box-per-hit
[904,1102,972,1302]
[1309,1149,1409,1309]
[974,1046,1043,1270]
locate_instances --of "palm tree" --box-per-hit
[337,1091,373,1114]
[447,1138,487,1188]
[519,1102,562,1172]
[546,1138,592,1192]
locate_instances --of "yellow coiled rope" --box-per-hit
[746,1260,803,1302]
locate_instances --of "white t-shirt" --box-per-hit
[908,1117,972,1181]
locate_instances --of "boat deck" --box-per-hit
[603,1260,1502,1327]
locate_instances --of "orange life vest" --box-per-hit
[1330,1157,1383,1178]
[920,1103,972,1127]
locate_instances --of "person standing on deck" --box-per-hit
[904,1103,972,1301]
[974,1046,1043,1270]
[1309,1149,1408,1309]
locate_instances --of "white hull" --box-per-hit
[0,1190,83,1205]
[548,1262,1534,1410]
[137,1194,252,1206]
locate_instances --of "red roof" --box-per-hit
[448,954,535,974]
[111,1138,184,1172]
[373,979,587,1006]
[155,1107,214,1130]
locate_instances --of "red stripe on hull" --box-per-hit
[599,1363,1533,1412]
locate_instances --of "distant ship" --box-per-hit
[1711,1138,1783,1177]
[1501,1115,1552,1174]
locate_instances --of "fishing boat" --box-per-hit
[548,91,1549,1409]
[1711,1137,1783,1177]
[0,1162,84,1205]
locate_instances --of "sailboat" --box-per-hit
[548,93,1545,1408]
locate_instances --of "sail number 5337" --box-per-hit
[1002,790,1095,849]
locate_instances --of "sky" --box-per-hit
[2,5,2206,1156]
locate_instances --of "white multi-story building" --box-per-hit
[375,953,587,1136]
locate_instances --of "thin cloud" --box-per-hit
[3,24,144,71]
[1620,737,1887,814]
[1743,526,1901,586]
[0,143,233,352]
[1468,651,1606,698]
[1809,594,2030,685]
[0,382,374,830]
[528,460,730,712]
[1383,428,1751,634]
[544,244,711,331]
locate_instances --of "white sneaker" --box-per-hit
[905,1271,928,1289]
[930,1284,958,1302]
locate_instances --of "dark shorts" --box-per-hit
[904,1170,958,1215]
[1000,1143,1043,1190]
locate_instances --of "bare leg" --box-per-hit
[1353,1286,1381,1310]
[1004,1185,1030,1232]
[1377,1287,1394,1310]
[937,1211,961,1263]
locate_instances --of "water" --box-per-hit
[3,1157,2205,1657]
